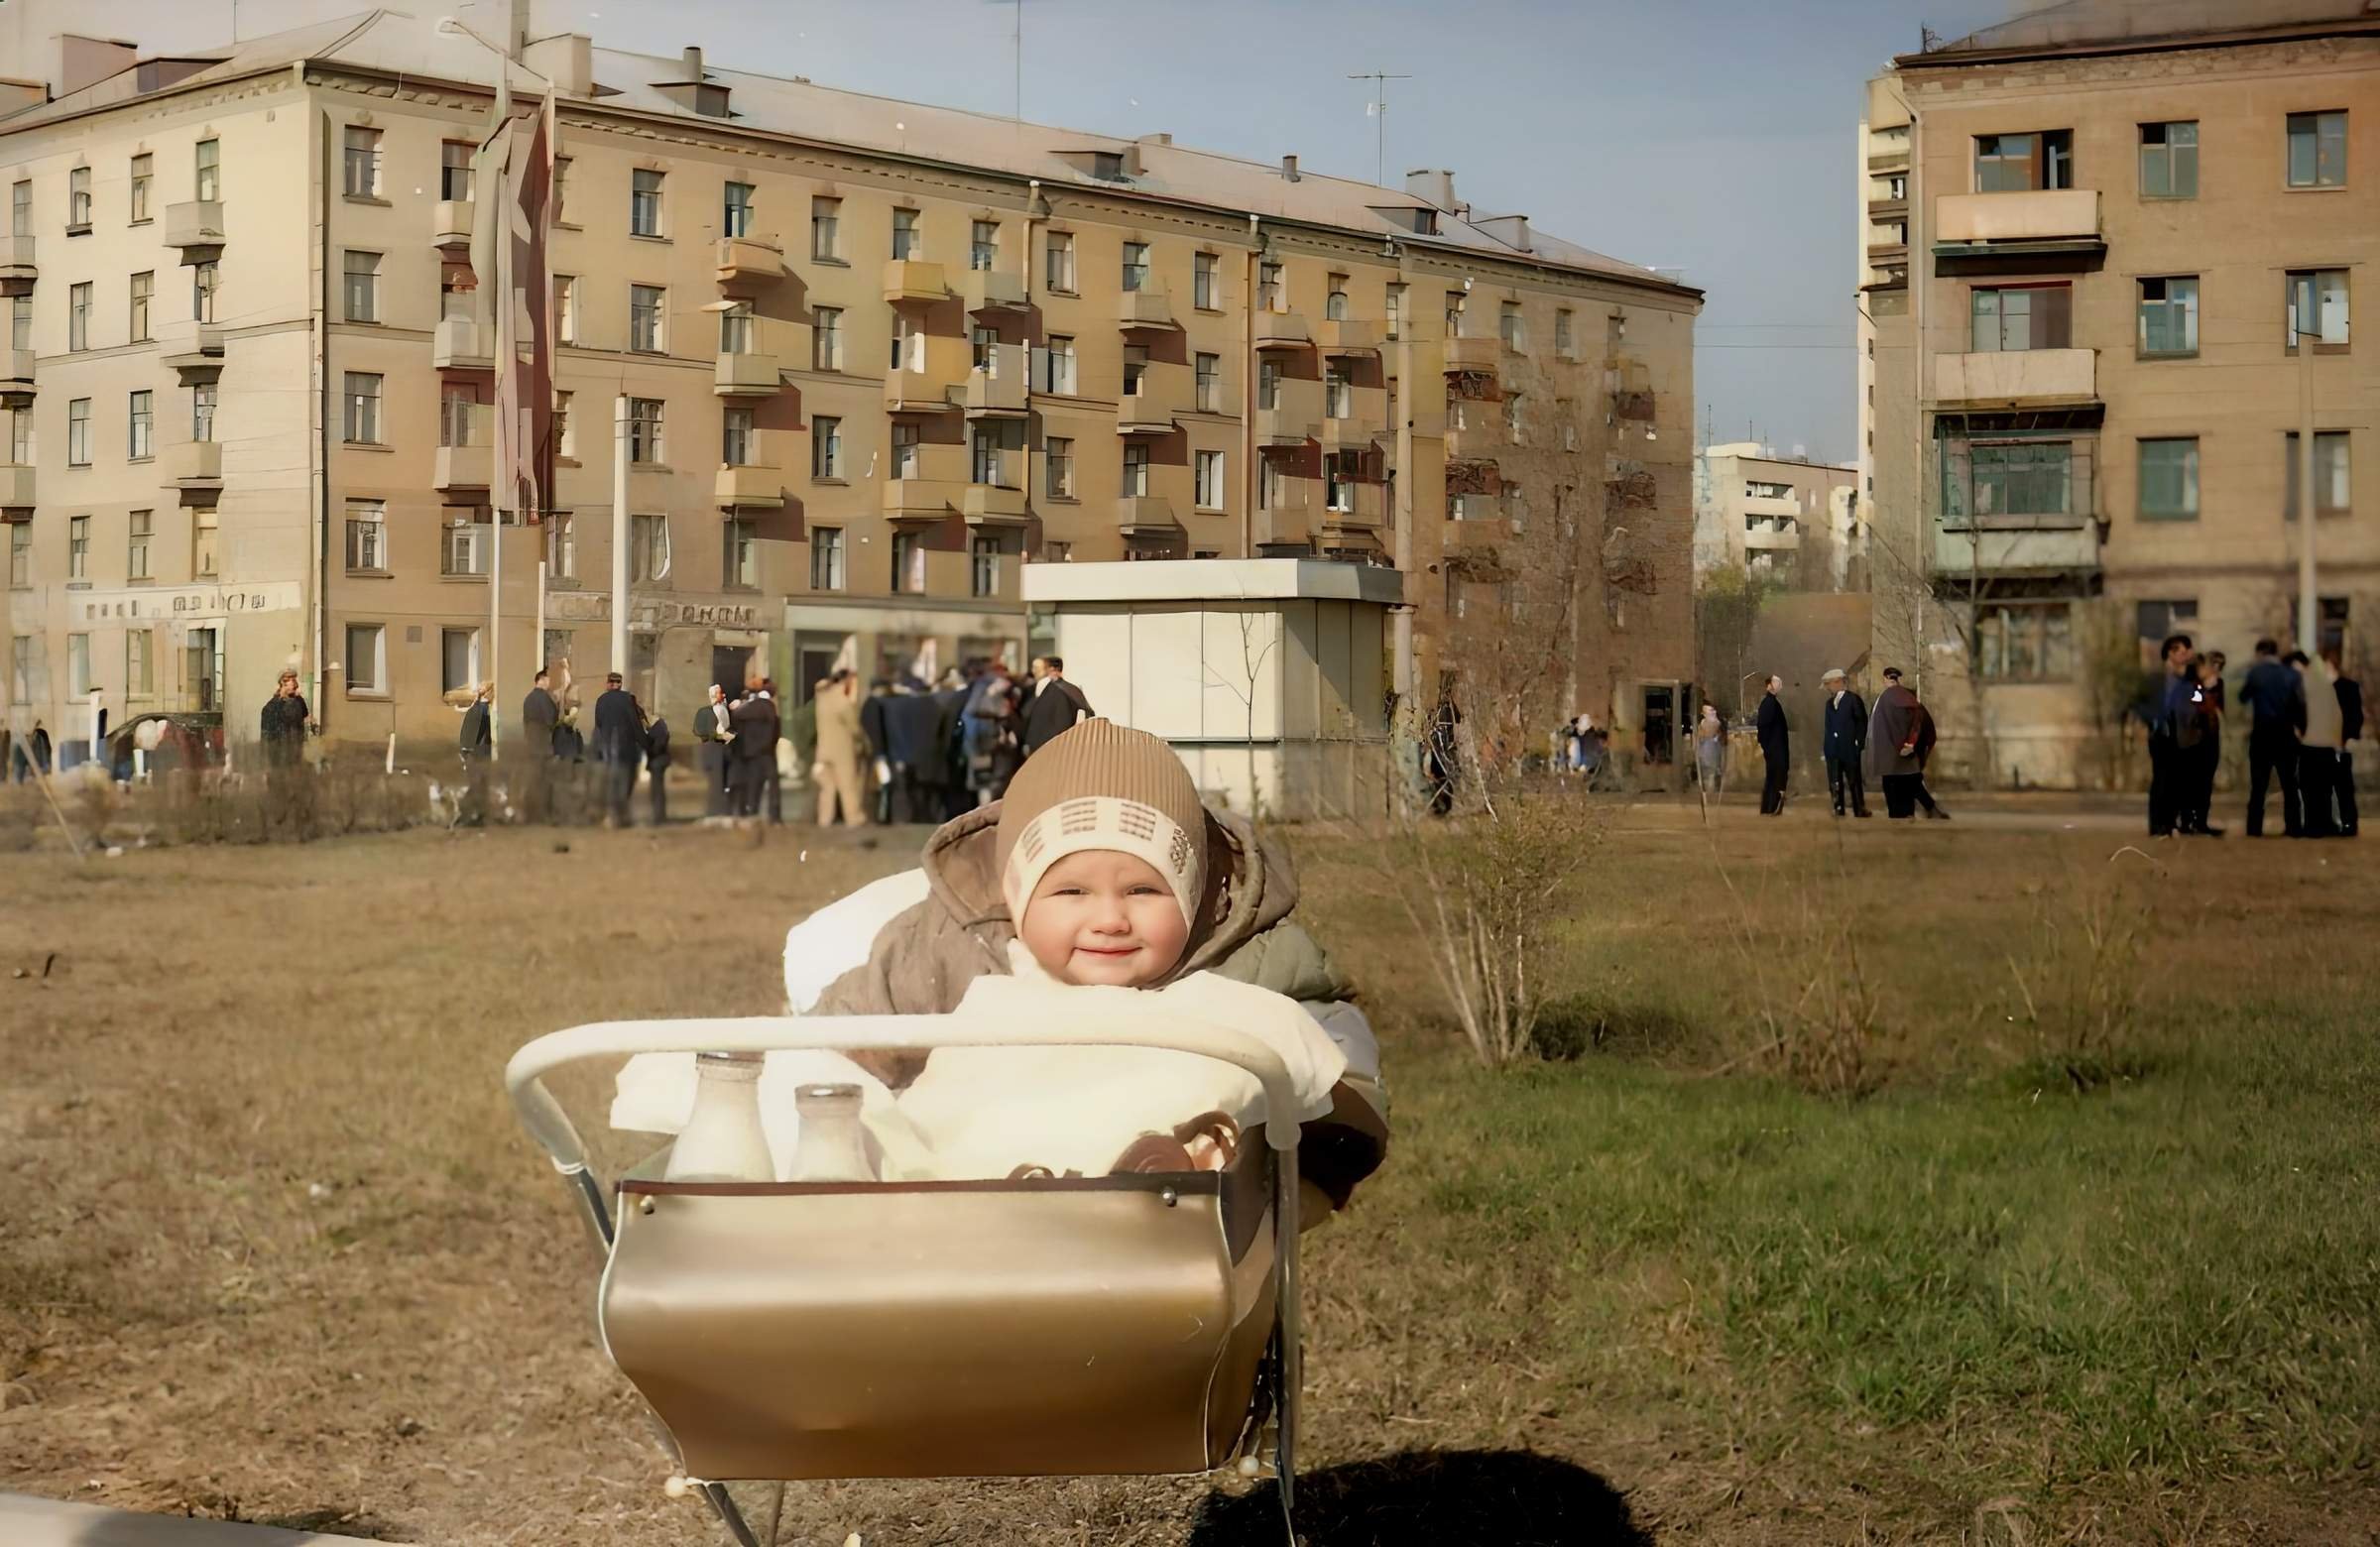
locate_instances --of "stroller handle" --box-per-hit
[506,1011,1308,1175]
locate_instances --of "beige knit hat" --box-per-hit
[997,719,1207,927]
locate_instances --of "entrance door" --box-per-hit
[1641,684,1676,767]
[793,642,840,704]
[184,628,221,712]
[711,644,753,697]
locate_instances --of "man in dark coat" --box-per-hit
[260,671,313,837]
[693,683,733,818]
[2147,633,2200,837]
[1020,655,1095,757]
[879,679,949,824]
[1865,666,1948,820]
[1820,667,1870,819]
[727,677,781,820]
[2327,648,2362,838]
[642,700,671,828]
[861,678,898,823]
[1754,674,1789,816]
[2239,638,2306,837]
[593,671,642,828]
[520,668,559,822]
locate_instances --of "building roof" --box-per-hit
[1904,0,2380,65]
[0,8,1694,298]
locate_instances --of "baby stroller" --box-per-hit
[507,1006,1312,1544]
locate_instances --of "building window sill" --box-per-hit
[553,220,582,232]
[65,223,90,238]
[66,579,91,589]
[440,573,490,583]
[630,232,671,244]
[127,455,154,465]
[345,440,393,452]
[2138,350,2199,362]
[812,255,848,267]
[1043,493,1078,504]
[2284,183,2349,193]
[126,576,155,586]
[2287,345,2351,358]
[345,690,391,701]
[343,195,392,207]
[556,456,580,469]
[1046,288,1079,298]
[811,476,848,487]
[345,567,393,579]
[129,218,153,227]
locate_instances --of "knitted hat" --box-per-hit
[997,719,1207,928]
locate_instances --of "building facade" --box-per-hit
[2,4,1699,764]
[1693,441,1857,584]
[1860,0,2378,787]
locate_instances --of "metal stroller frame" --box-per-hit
[507,1011,1305,1544]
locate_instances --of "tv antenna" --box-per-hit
[1348,69,1413,187]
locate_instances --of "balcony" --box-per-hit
[963,342,1029,417]
[965,449,1029,525]
[883,474,961,522]
[1933,517,2099,576]
[164,440,223,505]
[431,199,473,250]
[1935,348,2097,408]
[1444,334,1500,373]
[1444,421,1504,461]
[882,259,947,303]
[1741,520,1800,553]
[714,347,783,397]
[1319,484,1388,534]
[1316,317,1380,354]
[715,462,784,509]
[715,236,786,283]
[1255,406,1318,448]
[960,268,1026,312]
[1257,483,1312,548]
[0,235,32,297]
[165,200,227,263]
[1115,494,1178,535]
[885,332,969,413]
[0,348,32,408]
[1118,380,1176,435]
[1254,311,1310,351]
[1117,287,1176,330]
[434,404,494,491]
[1319,415,1382,454]
[1932,189,2103,261]
[0,462,33,514]
[433,317,493,371]
[158,319,225,384]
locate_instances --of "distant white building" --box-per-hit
[1693,442,1859,584]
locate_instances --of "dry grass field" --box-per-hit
[3,799,2377,1545]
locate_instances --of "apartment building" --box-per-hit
[1,4,1700,760]
[1860,0,2378,787]
[1692,441,1858,584]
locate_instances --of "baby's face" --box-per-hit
[1019,850,1189,988]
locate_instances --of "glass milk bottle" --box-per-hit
[663,1052,774,1182]
[788,1083,875,1182]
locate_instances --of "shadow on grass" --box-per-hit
[1186,1448,1647,1546]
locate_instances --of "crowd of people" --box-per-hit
[2145,634,2360,839]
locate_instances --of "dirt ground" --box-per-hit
[3,806,2377,1546]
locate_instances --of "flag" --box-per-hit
[501,88,556,526]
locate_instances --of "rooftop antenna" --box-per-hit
[1347,69,1413,187]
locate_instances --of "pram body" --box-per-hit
[507,1009,1307,1542]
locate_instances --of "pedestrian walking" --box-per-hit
[1865,667,1949,820]
[1820,668,1870,818]
[593,671,641,829]
[1754,674,1789,816]
[812,668,870,827]
[2293,650,2342,839]
[2146,633,2199,837]
[1020,655,1095,758]
[693,683,733,818]
[2326,648,2361,838]
[727,676,781,821]
[643,700,672,828]
[2239,638,2305,837]
[520,668,560,822]
[1694,702,1725,796]
[457,681,494,826]
[260,669,313,836]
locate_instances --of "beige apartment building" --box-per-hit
[0,3,1700,764]
[1692,441,1858,585]
[1860,0,2378,787]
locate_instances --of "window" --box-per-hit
[631,169,664,236]
[1045,230,1076,292]
[125,630,153,696]
[1257,358,1281,411]
[810,526,844,590]
[440,628,481,693]
[67,399,90,465]
[2287,111,2347,189]
[2134,600,2198,649]
[722,405,754,466]
[553,275,575,344]
[1446,292,1466,334]
[1196,352,1220,413]
[1557,309,1576,355]
[127,391,152,460]
[1045,435,1074,497]
[720,300,755,355]
[627,397,663,464]
[1196,449,1225,510]
[1971,284,2071,351]
[811,196,841,261]
[1499,300,1523,349]
[8,525,27,587]
[891,311,920,373]
[1327,281,1350,322]
[1974,130,2072,191]
[1042,539,1072,564]
[67,167,90,230]
[630,285,664,352]
[2286,269,2349,350]
[120,508,152,581]
[971,323,997,371]
[971,535,1001,598]
[342,373,382,443]
[192,260,217,323]
[68,515,89,579]
[1122,440,1149,497]
[2137,437,2200,521]
[1974,602,2075,682]
[342,250,379,322]
[1122,241,1149,292]
[891,420,920,478]
[192,508,218,577]
[970,423,1007,486]
[1262,459,1287,512]
[1386,284,1406,338]
[8,635,28,699]
[129,272,152,342]
[2289,596,2352,657]
[344,499,385,571]
[1194,252,1217,309]
[1258,261,1283,312]
[1946,439,2074,518]
[723,517,757,589]
[888,206,927,264]
[68,282,90,351]
[1505,393,1524,443]
[2285,431,2352,520]
[630,513,670,582]
[1326,452,1358,513]
[344,624,385,692]
[342,128,380,197]
[811,416,841,478]
[1327,361,1353,418]
[2138,277,2199,356]
[440,517,487,578]
[1043,335,1076,395]
[891,530,922,594]
[67,633,90,696]
[2140,122,2198,198]
[439,141,472,202]
[551,158,572,223]
[1123,343,1149,401]
[192,383,216,442]
[722,180,754,238]
[970,219,999,271]
[9,181,27,238]
[8,296,24,351]
[545,510,575,580]
[812,306,843,370]
[5,409,23,463]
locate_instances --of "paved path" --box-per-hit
[0,1494,397,1546]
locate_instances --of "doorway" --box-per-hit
[1640,684,1677,767]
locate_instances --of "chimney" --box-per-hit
[1121,142,1144,177]
[683,46,704,80]
[1404,168,1458,211]
[1476,213,1532,253]
[1280,154,1300,181]
[523,33,593,95]
[53,35,139,97]
[1138,132,1172,146]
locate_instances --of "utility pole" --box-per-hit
[1347,70,1412,187]
[2295,300,2320,654]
